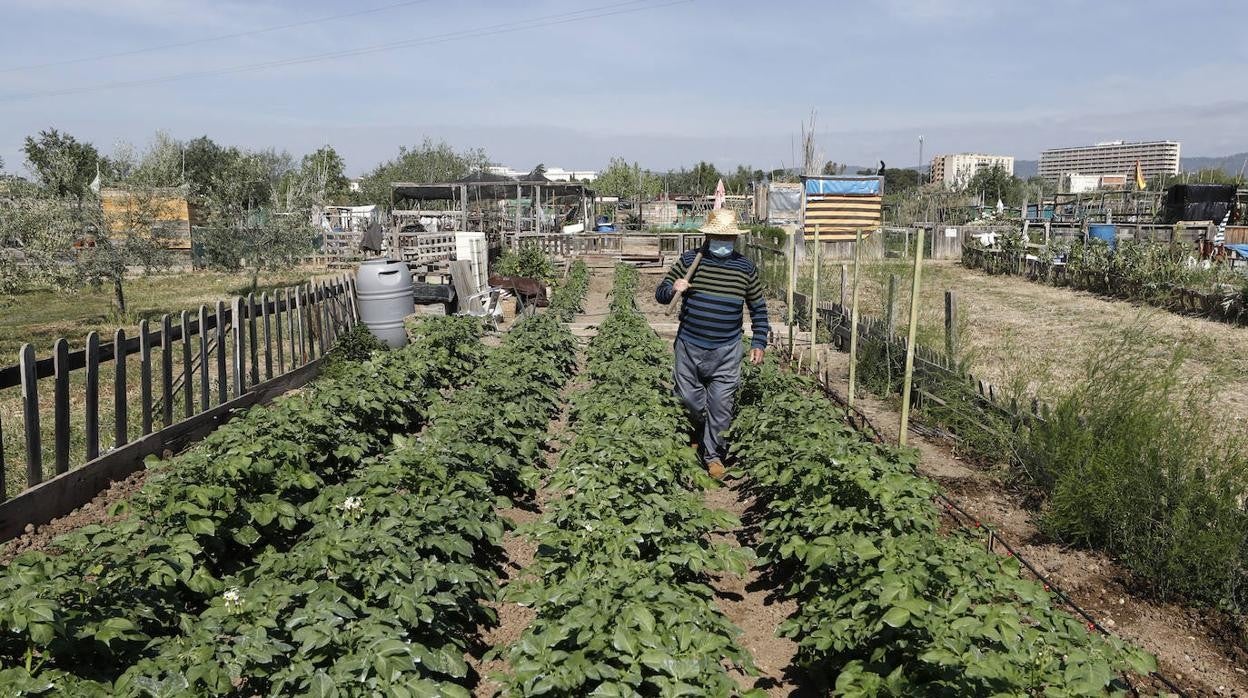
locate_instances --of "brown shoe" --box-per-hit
[706,460,726,480]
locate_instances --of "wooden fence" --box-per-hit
[508,232,625,257]
[0,276,359,540]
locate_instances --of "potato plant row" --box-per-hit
[499,265,762,697]
[0,317,489,693]
[111,311,581,696]
[730,362,1159,696]
[3,263,590,696]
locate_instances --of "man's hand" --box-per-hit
[750,348,765,365]
[673,279,690,294]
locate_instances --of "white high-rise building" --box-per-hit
[1038,140,1180,183]
[929,153,1015,190]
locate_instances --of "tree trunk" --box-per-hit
[250,267,260,293]
[112,275,127,315]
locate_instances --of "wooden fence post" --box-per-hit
[53,339,70,475]
[320,282,333,351]
[288,287,299,366]
[247,293,260,386]
[232,297,245,398]
[215,301,227,404]
[275,290,286,376]
[262,292,274,381]
[944,290,958,361]
[181,311,193,420]
[114,329,128,448]
[899,229,926,447]
[139,319,154,437]
[198,305,210,411]
[20,344,41,487]
[295,286,307,364]
[161,314,174,428]
[85,332,100,462]
[848,229,863,412]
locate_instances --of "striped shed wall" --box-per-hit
[801,176,884,241]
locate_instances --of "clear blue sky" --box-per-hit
[2,0,1247,176]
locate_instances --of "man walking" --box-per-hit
[656,209,769,479]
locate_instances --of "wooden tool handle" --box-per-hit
[665,251,703,317]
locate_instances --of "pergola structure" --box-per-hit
[390,173,595,242]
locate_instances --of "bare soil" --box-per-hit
[468,293,594,697]
[705,482,802,696]
[802,340,1248,697]
[0,469,148,564]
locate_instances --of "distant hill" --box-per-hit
[1182,153,1248,175]
[1012,154,1247,179]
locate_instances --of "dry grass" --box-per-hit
[0,268,336,499]
[801,259,1248,425]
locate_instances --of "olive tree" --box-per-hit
[197,149,314,291]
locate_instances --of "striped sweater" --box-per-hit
[655,249,770,350]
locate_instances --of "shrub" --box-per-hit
[494,244,554,284]
[1022,324,1248,607]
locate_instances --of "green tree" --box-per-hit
[358,138,489,207]
[822,161,847,176]
[594,157,661,199]
[966,164,1024,207]
[882,168,919,194]
[22,129,100,199]
[198,150,311,291]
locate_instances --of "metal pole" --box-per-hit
[810,224,820,353]
[847,229,863,411]
[899,228,926,447]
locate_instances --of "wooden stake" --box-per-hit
[847,229,863,412]
[899,228,926,447]
[839,263,848,310]
[944,290,958,361]
[810,224,820,352]
[786,229,796,355]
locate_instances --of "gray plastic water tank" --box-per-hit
[355,259,415,347]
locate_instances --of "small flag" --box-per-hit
[1134,160,1146,190]
[713,178,726,210]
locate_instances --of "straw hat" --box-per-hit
[698,208,747,237]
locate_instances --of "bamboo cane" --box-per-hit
[847,229,863,413]
[899,228,926,447]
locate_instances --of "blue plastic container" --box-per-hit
[1088,224,1117,249]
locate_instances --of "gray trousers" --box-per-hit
[673,339,741,464]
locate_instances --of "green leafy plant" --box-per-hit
[731,361,1157,695]
[495,244,555,284]
[499,265,762,697]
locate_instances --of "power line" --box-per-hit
[0,0,440,74]
[0,0,687,103]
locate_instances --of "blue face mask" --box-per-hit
[708,240,734,257]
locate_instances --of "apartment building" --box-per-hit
[930,153,1015,189]
[1038,140,1180,183]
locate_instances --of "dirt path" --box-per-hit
[705,483,802,696]
[633,271,806,695]
[468,290,598,696]
[799,340,1248,697]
